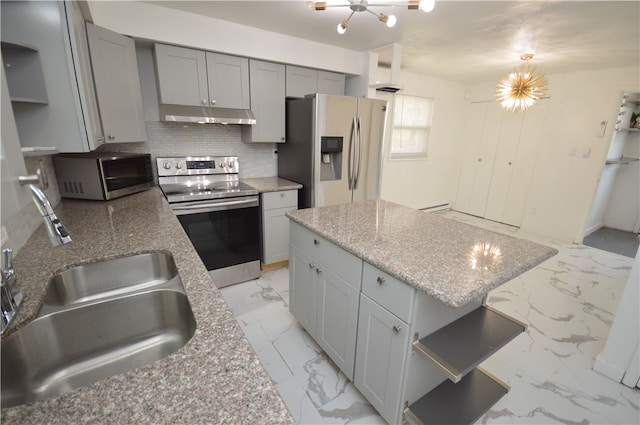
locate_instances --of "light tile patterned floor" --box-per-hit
[220,211,639,425]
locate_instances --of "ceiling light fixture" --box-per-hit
[495,53,548,112]
[310,0,435,35]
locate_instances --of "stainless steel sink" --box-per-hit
[1,290,196,408]
[43,251,180,306]
[1,252,197,408]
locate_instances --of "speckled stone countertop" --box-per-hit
[287,199,558,308]
[1,188,294,424]
[242,177,302,193]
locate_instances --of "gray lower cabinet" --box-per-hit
[86,23,146,143]
[355,294,410,423]
[153,43,250,110]
[261,190,298,265]
[289,222,362,380]
[242,59,286,143]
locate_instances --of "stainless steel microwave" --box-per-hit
[53,152,153,200]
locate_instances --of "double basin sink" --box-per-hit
[1,252,196,408]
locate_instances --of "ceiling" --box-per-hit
[146,1,640,84]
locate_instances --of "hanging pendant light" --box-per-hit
[496,54,548,112]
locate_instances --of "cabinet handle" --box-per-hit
[508,161,512,165]
[210,99,216,105]
[377,276,385,285]
[316,267,322,274]
[393,325,402,333]
[478,158,482,162]
[201,99,208,105]
[309,263,316,269]
[313,239,320,245]
[107,134,116,140]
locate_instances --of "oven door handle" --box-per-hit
[171,197,259,214]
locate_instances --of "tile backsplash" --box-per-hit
[98,122,278,181]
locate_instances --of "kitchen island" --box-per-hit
[286,199,558,424]
[1,188,294,424]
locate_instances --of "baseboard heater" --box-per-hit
[420,202,451,213]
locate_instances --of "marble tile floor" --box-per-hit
[220,211,639,425]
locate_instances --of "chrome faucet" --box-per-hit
[28,184,72,246]
[1,248,23,335]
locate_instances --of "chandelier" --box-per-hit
[495,54,548,112]
[309,0,435,35]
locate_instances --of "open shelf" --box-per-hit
[1,41,48,104]
[412,306,525,383]
[404,367,509,425]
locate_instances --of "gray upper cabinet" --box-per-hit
[317,70,345,96]
[86,23,146,144]
[206,53,250,109]
[242,59,286,143]
[65,1,103,149]
[286,65,345,98]
[154,43,250,110]
[154,44,208,106]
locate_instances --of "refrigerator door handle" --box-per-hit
[348,115,357,190]
[353,115,362,189]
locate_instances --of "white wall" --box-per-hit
[87,1,366,77]
[594,249,640,385]
[464,67,640,242]
[379,70,466,209]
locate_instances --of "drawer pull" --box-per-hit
[309,263,316,269]
[316,267,322,274]
[377,276,385,285]
[393,325,402,334]
[313,239,320,245]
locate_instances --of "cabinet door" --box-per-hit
[86,23,146,143]
[289,244,317,337]
[316,266,360,380]
[206,52,250,109]
[263,206,296,264]
[154,44,208,107]
[243,59,285,143]
[317,70,345,95]
[355,294,409,425]
[286,65,317,98]
[64,1,103,150]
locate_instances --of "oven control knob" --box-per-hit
[163,162,171,170]
[219,161,225,168]
[175,162,182,169]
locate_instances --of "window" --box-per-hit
[389,95,433,159]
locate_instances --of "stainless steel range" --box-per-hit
[157,156,261,288]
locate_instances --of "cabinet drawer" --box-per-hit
[362,262,415,323]
[290,222,362,289]
[262,190,297,210]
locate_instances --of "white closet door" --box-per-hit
[484,110,524,223]
[456,102,503,217]
[456,103,488,215]
[502,100,549,226]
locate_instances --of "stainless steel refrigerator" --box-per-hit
[278,94,388,209]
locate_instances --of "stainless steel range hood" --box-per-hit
[159,104,256,125]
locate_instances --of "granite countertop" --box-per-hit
[242,177,302,193]
[1,188,294,424]
[287,199,558,308]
